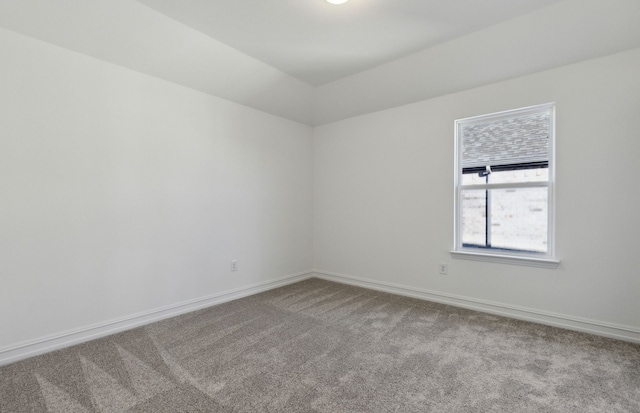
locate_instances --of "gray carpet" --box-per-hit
[1,278,639,412]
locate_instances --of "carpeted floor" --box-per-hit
[1,278,639,412]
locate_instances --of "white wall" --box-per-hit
[0,28,313,353]
[313,47,640,340]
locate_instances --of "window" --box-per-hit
[452,103,558,267]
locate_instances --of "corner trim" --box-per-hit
[0,270,314,366]
[312,269,640,344]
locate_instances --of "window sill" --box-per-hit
[450,250,560,269]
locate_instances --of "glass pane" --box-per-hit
[488,167,548,184]
[489,187,548,253]
[461,172,487,186]
[461,167,548,185]
[460,187,549,253]
[460,190,486,247]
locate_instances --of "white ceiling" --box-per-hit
[136,0,564,86]
[1,0,639,125]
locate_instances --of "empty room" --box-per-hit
[1,0,639,411]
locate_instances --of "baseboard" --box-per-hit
[0,270,314,366]
[313,270,640,344]
[5,269,636,366]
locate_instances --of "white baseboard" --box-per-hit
[5,269,637,366]
[0,270,314,366]
[313,270,640,344]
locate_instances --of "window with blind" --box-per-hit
[453,103,557,266]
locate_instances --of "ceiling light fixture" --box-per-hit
[327,0,349,4]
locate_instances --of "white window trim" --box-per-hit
[451,103,559,268]
[450,251,560,268]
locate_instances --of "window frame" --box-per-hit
[451,103,559,268]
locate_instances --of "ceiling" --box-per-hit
[1,0,639,125]
[136,0,564,86]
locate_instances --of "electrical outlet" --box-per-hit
[439,262,448,275]
[231,260,238,272]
